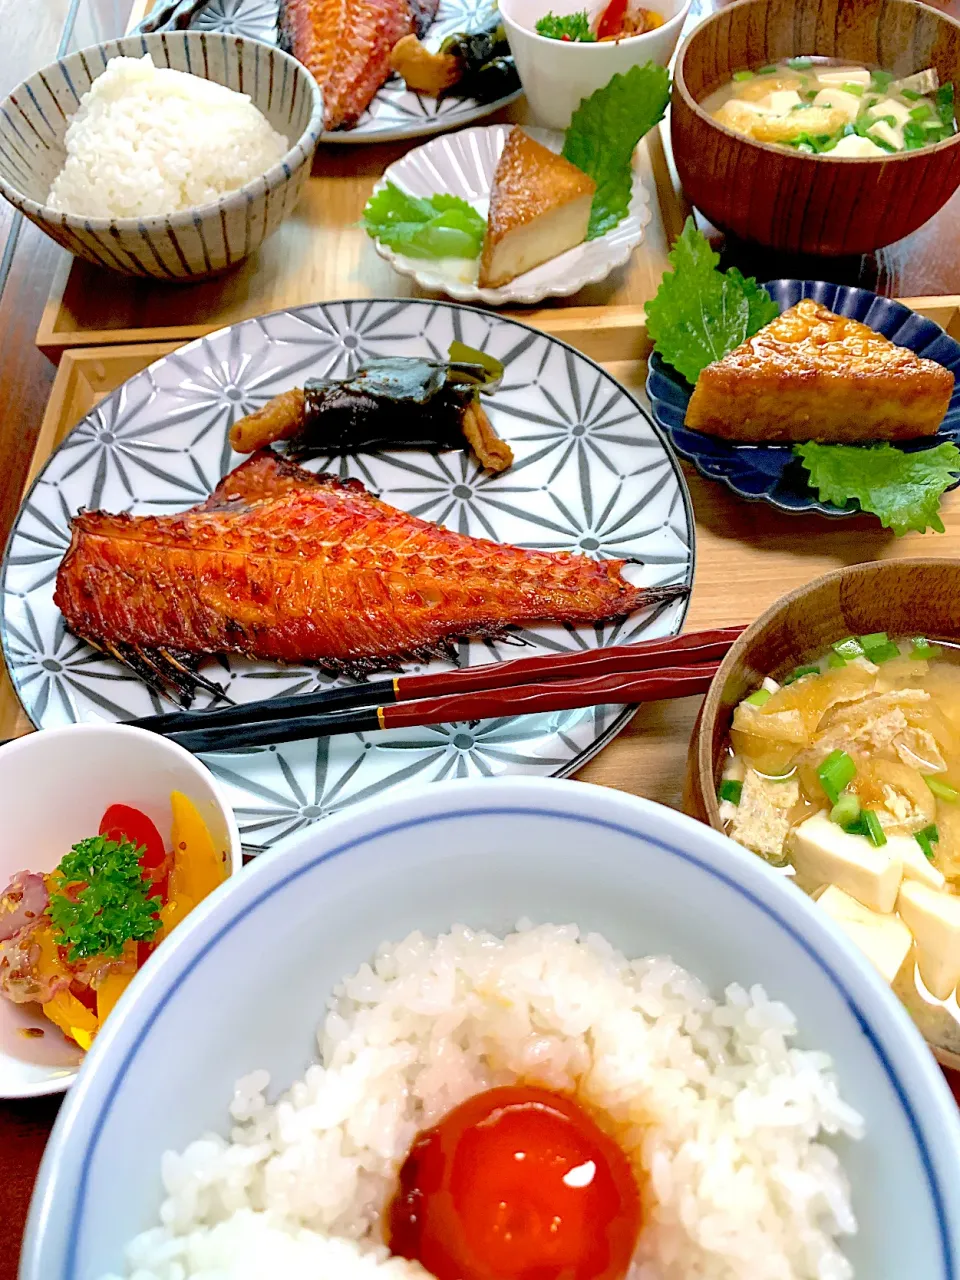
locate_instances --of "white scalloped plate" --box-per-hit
[370,125,651,305]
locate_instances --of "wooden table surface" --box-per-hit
[5,1,960,1276]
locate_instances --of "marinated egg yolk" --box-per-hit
[387,1084,641,1280]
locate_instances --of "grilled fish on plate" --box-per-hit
[280,0,440,131]
[54,452,687,703]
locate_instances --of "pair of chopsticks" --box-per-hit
[129,627,743,754]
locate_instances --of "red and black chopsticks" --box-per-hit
[129,627,743,754]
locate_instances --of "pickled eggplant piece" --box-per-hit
[438,21,520,102]
[228,346,513,472]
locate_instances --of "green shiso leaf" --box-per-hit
[361,183,486,260]
[645,218,780,383]
[561,62,671,240]
[794,441,960,535]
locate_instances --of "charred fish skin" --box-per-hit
[54,453,686,691]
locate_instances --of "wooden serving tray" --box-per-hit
[8,309,960,811]
[35,120,689,359]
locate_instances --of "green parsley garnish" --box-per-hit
[535,10,595,41]
[48,835,162,963]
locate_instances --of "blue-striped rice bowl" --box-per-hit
[0,32,323,280]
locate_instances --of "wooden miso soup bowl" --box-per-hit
[671,0,960,254]
[686,558,960,831]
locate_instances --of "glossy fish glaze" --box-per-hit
[54,452,682,676]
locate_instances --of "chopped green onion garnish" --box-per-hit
[732,69,754,82]
[719,779,743,804]
[757,64,777,75]
[842,82,864,97]
[860,632,900,663]
[911,637,942,660]
[867,131,899,153]
[903,122,929,149]
[916,824,940,862]
[909,103,933,122]
[926,776,960,803]
[870,70,894,92]
[826,651,847,668]
[832,636,864,660]
[901,87,922,101]
[744,688,773,707]
[936,81,955,128]
[830,792,861,828]
[787,57,812,69]
[783,664,820,685]
[862,809,887,848]
[854,115,877,137]
[818,750,857,805]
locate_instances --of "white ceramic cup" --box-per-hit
[0,724,241,1099]
[500,0,692,130]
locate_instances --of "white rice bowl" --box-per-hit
[102,922,863,1280]
[46,55,289,219]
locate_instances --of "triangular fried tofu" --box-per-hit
[685,298,954,442]
[478,129,596,290]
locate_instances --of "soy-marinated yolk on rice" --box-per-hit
[101,922,863,1280]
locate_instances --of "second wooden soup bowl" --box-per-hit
[671,0,960,254]
[686,558,960,1063]
[687,559,960,829]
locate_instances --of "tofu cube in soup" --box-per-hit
[788,813,903,912]
[897,881,960,1001]
[817,885,913,982]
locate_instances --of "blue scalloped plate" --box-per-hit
[646,280,960,517]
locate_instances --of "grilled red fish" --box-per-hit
[54,452,686,697]
[281,0,439,131]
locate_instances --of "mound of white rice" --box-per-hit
[103,923,863,1280]
[47,55,289,219]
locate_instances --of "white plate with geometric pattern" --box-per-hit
[167,0,523,143]
[1,300,694,852]
[372,125,651,305]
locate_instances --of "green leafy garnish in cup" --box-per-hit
[535,9,595,40]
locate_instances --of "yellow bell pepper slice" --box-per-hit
[169,791,228,905]
[96,970,135,1022]
[43,989,98,1050]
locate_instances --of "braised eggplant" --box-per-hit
[229,345,513,472]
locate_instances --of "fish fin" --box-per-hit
[83,637,230,709]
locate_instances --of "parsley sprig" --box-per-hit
[48,836,162,962]
[535,9,595,40]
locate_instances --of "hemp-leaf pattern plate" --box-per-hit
[1,300,694,852]
[159,0,522,143]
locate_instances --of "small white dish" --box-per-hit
[19,776,960,1279]
[370,124,651,305]
[0,725,241,1099]
[499,0,691,130]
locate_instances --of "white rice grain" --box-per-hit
[103,924,863,1280]
[47,55,289,219]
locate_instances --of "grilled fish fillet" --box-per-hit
[685,299,955,443]
[281,0,439,132]
[54,452,684,679]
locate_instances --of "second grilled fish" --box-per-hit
[281,0,440,131]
